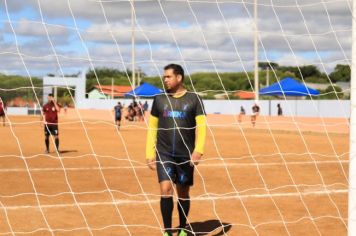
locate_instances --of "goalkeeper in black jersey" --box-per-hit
[146,64,207,236]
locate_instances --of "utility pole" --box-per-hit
[111,77,114,99]
[254,0,259,101]
[131,0,136,89]
[348,0,356,235]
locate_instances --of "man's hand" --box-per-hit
[191,151,202,166]
[146,159,156,170]
[53,100,60,113]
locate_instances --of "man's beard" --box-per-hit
[164,86,172,94]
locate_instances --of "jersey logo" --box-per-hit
[163,110,187,119]
[178,174,187,183]
[163,104,188,119]
[166,167,173,177]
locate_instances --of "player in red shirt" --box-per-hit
[0,99,5,127]
[251,103,260,127]
[41,93,61,153]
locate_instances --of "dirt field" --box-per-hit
[0,110,350,235]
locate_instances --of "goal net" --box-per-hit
[0,0,353,235]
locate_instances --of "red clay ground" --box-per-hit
[0,110,349,235]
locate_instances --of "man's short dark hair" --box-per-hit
[164,64,184,81]
[48,93,54,97]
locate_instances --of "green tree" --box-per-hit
[86,67,132,92]
[300,65,321,78]
[0,74,42,104]
[329,64,350,83]
[258,62,279,70]
[318,85,343,99]
[278,65,322,80]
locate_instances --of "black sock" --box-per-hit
[160,197,173,234]
[45,137,49,151]
[55,138,59,151]
[178,198,190,230]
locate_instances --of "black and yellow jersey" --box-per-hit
[146,91,206,159]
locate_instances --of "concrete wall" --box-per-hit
[43,72,86,104]
[6,107,29,115]
[77,98,350,118]
[5,99,350,118]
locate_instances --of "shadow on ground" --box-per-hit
[58,150,78,154]
[176,220,232,236]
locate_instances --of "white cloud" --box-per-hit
[0,0,352,75]
[9,19,69,37]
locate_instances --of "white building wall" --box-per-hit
[5,99,350,118]
[6,107,28,115]
[76,98,351,118]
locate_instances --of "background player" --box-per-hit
[146,64,207,236]
[41,93,61,153]
[238,105,245,123]
[0,98,6,127]
[114,102,123,129]
[277,103,283,116]
[251,103,260,127]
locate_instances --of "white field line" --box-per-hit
[0,160,349,173]
[1,189,348,211]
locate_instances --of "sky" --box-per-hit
[0,0,353,77]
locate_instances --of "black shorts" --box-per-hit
[44,124,59,136]
[156,153,194,186]
[115,115,121,121]
[0,112,4,117]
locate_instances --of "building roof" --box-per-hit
[93,85,132,97]
[234,91,255,99]
[7,97,36,107]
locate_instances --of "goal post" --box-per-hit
[348,0,356,235]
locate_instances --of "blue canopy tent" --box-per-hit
[259,77,320,96]
[125,82,162,97]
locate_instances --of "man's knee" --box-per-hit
[177,185,190,199]
[160,181,173,196]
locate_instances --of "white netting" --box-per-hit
[0,0,353,235]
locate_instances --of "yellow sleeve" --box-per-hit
[194,115,207,154]
[146,115,159,160]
